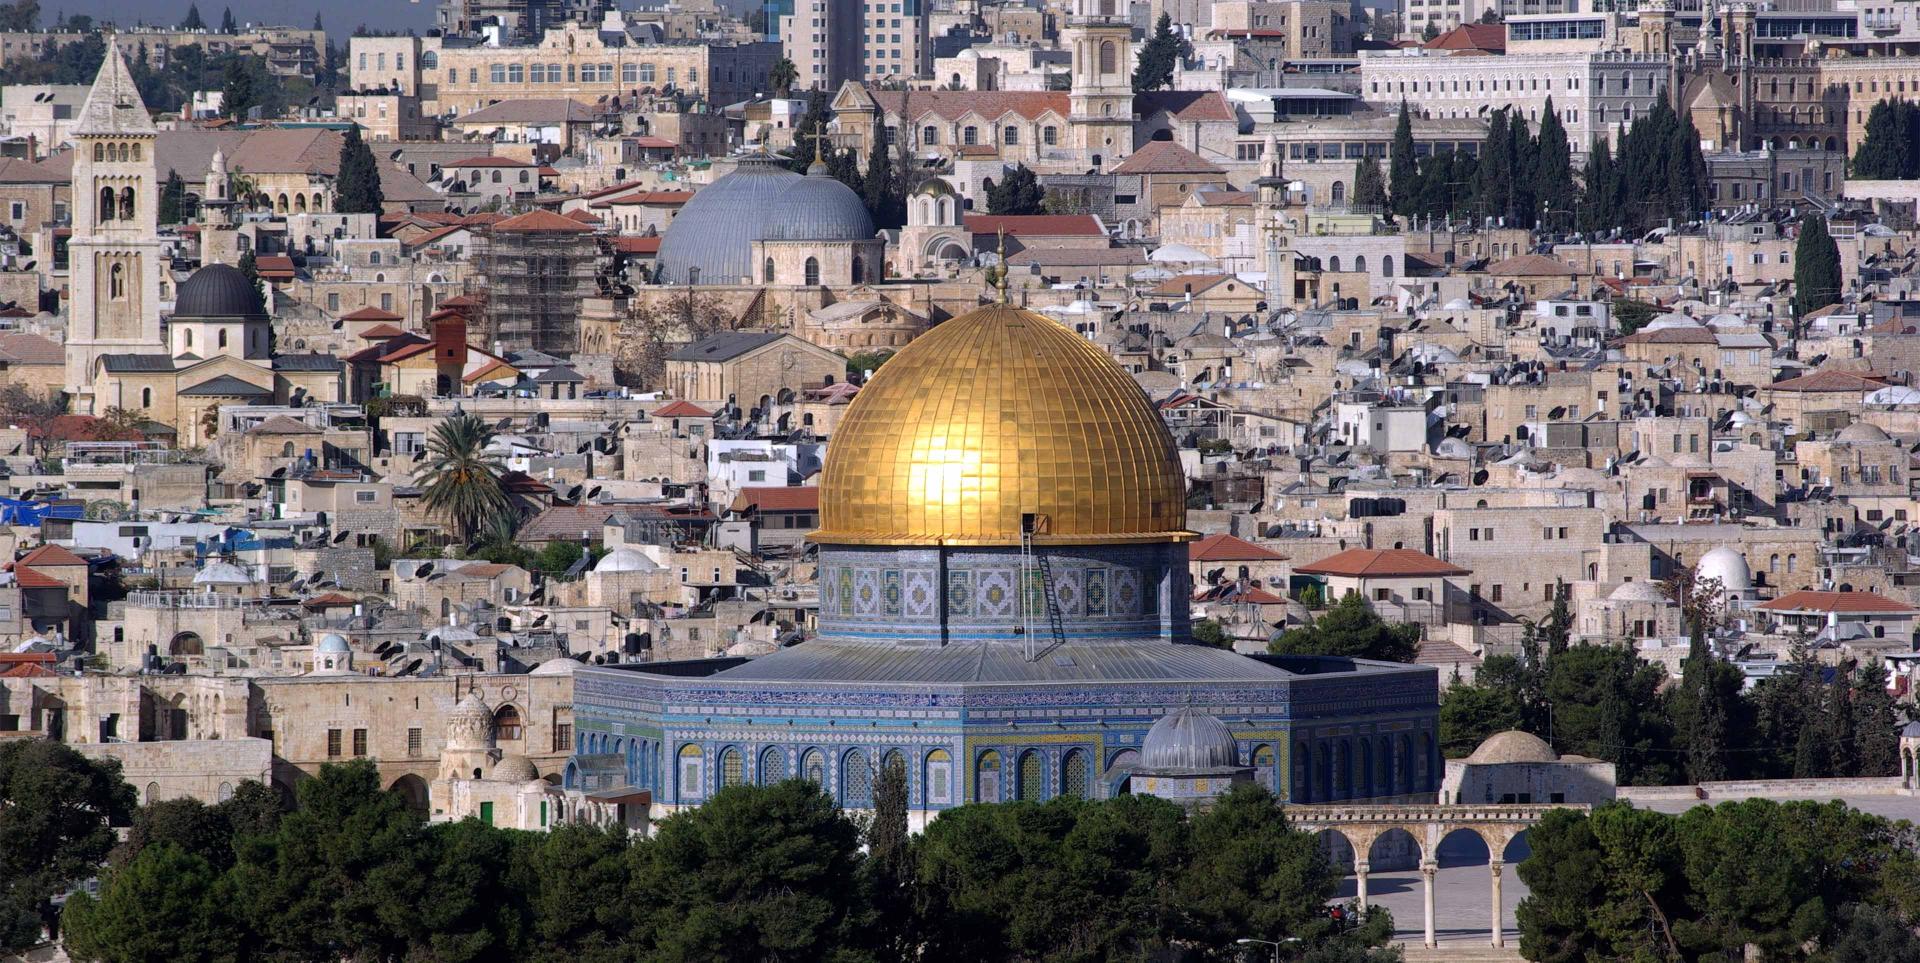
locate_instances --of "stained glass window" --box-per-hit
[1019,750,1044,801]
[843,749,874,807]
[720,747,743,788]
[1061,749,1087,798]
[760,748,788,784]
[803,749,826,785]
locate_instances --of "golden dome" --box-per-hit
[812,304,1192,547]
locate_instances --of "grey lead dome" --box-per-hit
[1140,707,1242,770]
[174,263,266,320]
[654,154,876,285]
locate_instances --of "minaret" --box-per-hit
[1064,0,1135,168]
[1254,134,1293,311]
[64,41,166,413]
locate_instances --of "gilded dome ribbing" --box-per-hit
[811,304,1191,547]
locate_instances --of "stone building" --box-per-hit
[1440,730,1616,805]
[664,332,845,410]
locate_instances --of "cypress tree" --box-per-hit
[1389,101,1418,219]
[1476,108,1511,226]
[1507,113,1536,227]
[1351,155,1388,212]
[1792,213,1841,320]
[862,132,898,229]
[219,6,235,33]
[1578,138,1615,234]
[157,170,186,225]
[183,3,204,29]
[335,127,384,214]
[1534,97,1574,231]
[220,57,257,120]
[1680,619,1730,783]
[1666,118,1706,222]
[1131,14,1182,93]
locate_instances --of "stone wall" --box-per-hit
[78,736,272,805]
[1617,776,1908,801]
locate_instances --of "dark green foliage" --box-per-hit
[115,797,233,870]
[1666,118,1707,221]
[158,170,187,225]
[1534,97,1574,228]
[1439,671,1523,757]
[844,349,893,382]
[0,740,136,950]
[1268,591,1420,662]
[790,88,832,174]
[869,756,913,963]
[219,54,261,120]
[1191,617,1232,648]
[1793,213,1842,320]
[632,779,873,961]
[406,818,533,961]
[0,0,35,30]
[986,164,1046,215]
[1611,296,1658,334]
[1388,102,1417,218]
[1830,904,1920,963]
[414,412,509,544]
[1351,155,1388,211]
[62,844,243,963]
[1600,100,1704,234]
[334,126,385,215]
[1579,137,1619,234]
[1132,13,1183,93]
[183,2,204,29]
[862,132,902,228]
[526,824,633,962]
[1852,99,1920,179]
[220,6,236,33]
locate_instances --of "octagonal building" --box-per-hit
[567,303,1439,825]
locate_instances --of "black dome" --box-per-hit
[174,263,265,319]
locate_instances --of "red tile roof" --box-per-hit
[653,400,713,417]
[491,209,596,234]
[449,155,535,167]
[1423,22,1507,52]
[301,592,358,609]
[19,544,86,567]
[1766,370,1889,393]
[1149,273,1253,297]
[12,565,63,588]
[500,470,556,494]
[358,323,408,339]
[629,135,676,149]
[1488,254,1580,276]
[1109,140,1226,175]
[1294,548,1470,578]
[254,255,295,279]
[607,191,692,205]
[1756,590,1917,614]
[25,415,143,442]
[612,236,662,254]
[339,306,403,322]
[963,213,1104,237]
[1134,90,1237,122]
[869,89,1070,123]
[734,486,819,512]
[1190,533,1289,562]
[0,662,55,677]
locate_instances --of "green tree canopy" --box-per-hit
[0,740,136,949]
[1268,592,1420,662]
[1388,101,1417,219]
[1132,13,1184,92]
[62,844,243,963]
[986,164,1046,215]
[335,126,385,214]
[415,412,510,545]
[1792,213,1842,321]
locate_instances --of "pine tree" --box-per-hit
[1389,101,1417,219]
[1825,670,1858,778]
[987,164,1045,215]
[1680,619,1730,783]
[1477,109,1511,226]
[1351,155,1388,212]
[1666,118,1705,222]
[220,57,256,120]
[312,11,322,30]
[182,2,203,29]
[1851,662,1900,777]
[1132,14,1182,93]
[334,126,383,214]
[1507,113,1536,227]
[219,6,235,33]
[1534,97,1574,231]
[1792,213,1841,321]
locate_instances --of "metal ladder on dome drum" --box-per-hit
[1019,514,1067,663]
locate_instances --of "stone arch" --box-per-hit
[1060,747,1089,797]
[976,748,1002,802]
[719,745,745,788]
[1502,827,1534,863]
[1369,826,1423,869]
[170,631,204,656]
[1431,825,1496,868]
[801,747,826,786]
[1017,748,1045,801]
[1293,740,1312,802]
[492,704,522,741]
[389,774,429,812]
[1315,827,1359,871]
[1099,41,1117,73]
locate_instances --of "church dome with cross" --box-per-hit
[653,152,878,286]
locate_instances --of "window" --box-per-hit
[1491,585,1503,602]
[407,727,422,757]
[804,257,820,285]
[355,490,378,504]
[1373,587,1391,601]
[494,705,523,740]
[678,744,705,801]
[623,63,638,83]
[553,723,572,753]
[353,729,367,756]
[962,126,978,145]
[1043,126,1057,145]
[922,125,937,144]
[640,63,656,83]
[327,728,342,757]
[490,64,506,83]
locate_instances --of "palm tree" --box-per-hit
[769,57,798,97]
[414,413,509,546]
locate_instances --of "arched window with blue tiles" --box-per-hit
[843,749,874,807]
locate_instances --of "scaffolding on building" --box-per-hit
[471,212,602,357]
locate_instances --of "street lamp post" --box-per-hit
[1235,936,1301,963]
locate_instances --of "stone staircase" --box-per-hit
[1396,943,1525,963]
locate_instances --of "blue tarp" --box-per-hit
[0,499,83,527]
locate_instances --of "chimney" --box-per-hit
[433,313,466,364]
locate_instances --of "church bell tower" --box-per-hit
[64,41,165,412]
[1064,0,1135,168]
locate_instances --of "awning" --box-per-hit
[585,786,652,806]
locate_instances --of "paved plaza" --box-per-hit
[1325,793,1920,947]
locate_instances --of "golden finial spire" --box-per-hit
[995,225,1010,303]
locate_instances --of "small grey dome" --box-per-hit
[1608,580,1670,604]
[531,657,581,675]
[193,561,254,585]
[655,154,875,285]
[316,633,351,653]
[174,263,266,319]
[1837,420,1891,444]
[1696,546,1752,592]
[1141,708,1241,770]
[1467,730,1558,764]
[594,547,660,573]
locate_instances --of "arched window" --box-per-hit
[141,387,152,407]
[758,747,787,784]
[109,263,125,300]
[1787,554,1797,573]
[493,705,522,740]
[842,749,874,807]
[131,143,141,162]
[719,747,744,788]
[1099,41,1117,73]
[804,257,820,286]
[1329,256,1342,272]
[851,256,864,284]
[99,186,115,222]
[218,781,233,802]
[1332,181,1346,203]
[145,782,159,805]
[218,329,228,349]
[1060,749,1088,798]
[925,749,953,805]
[281,442,294,458]
[276,193,289,213]
[976,749,1001,802]
[764,257,775,283]
[1770,554,1780,573]
[1293,742,1312,801]
[1382,255,1394,277]
[1018,749,1045,801]
[93,143,104,162]
[183,328,193,348]
[676,744,704,802]
[802,748,826,784]
[1253,744,1276,790]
